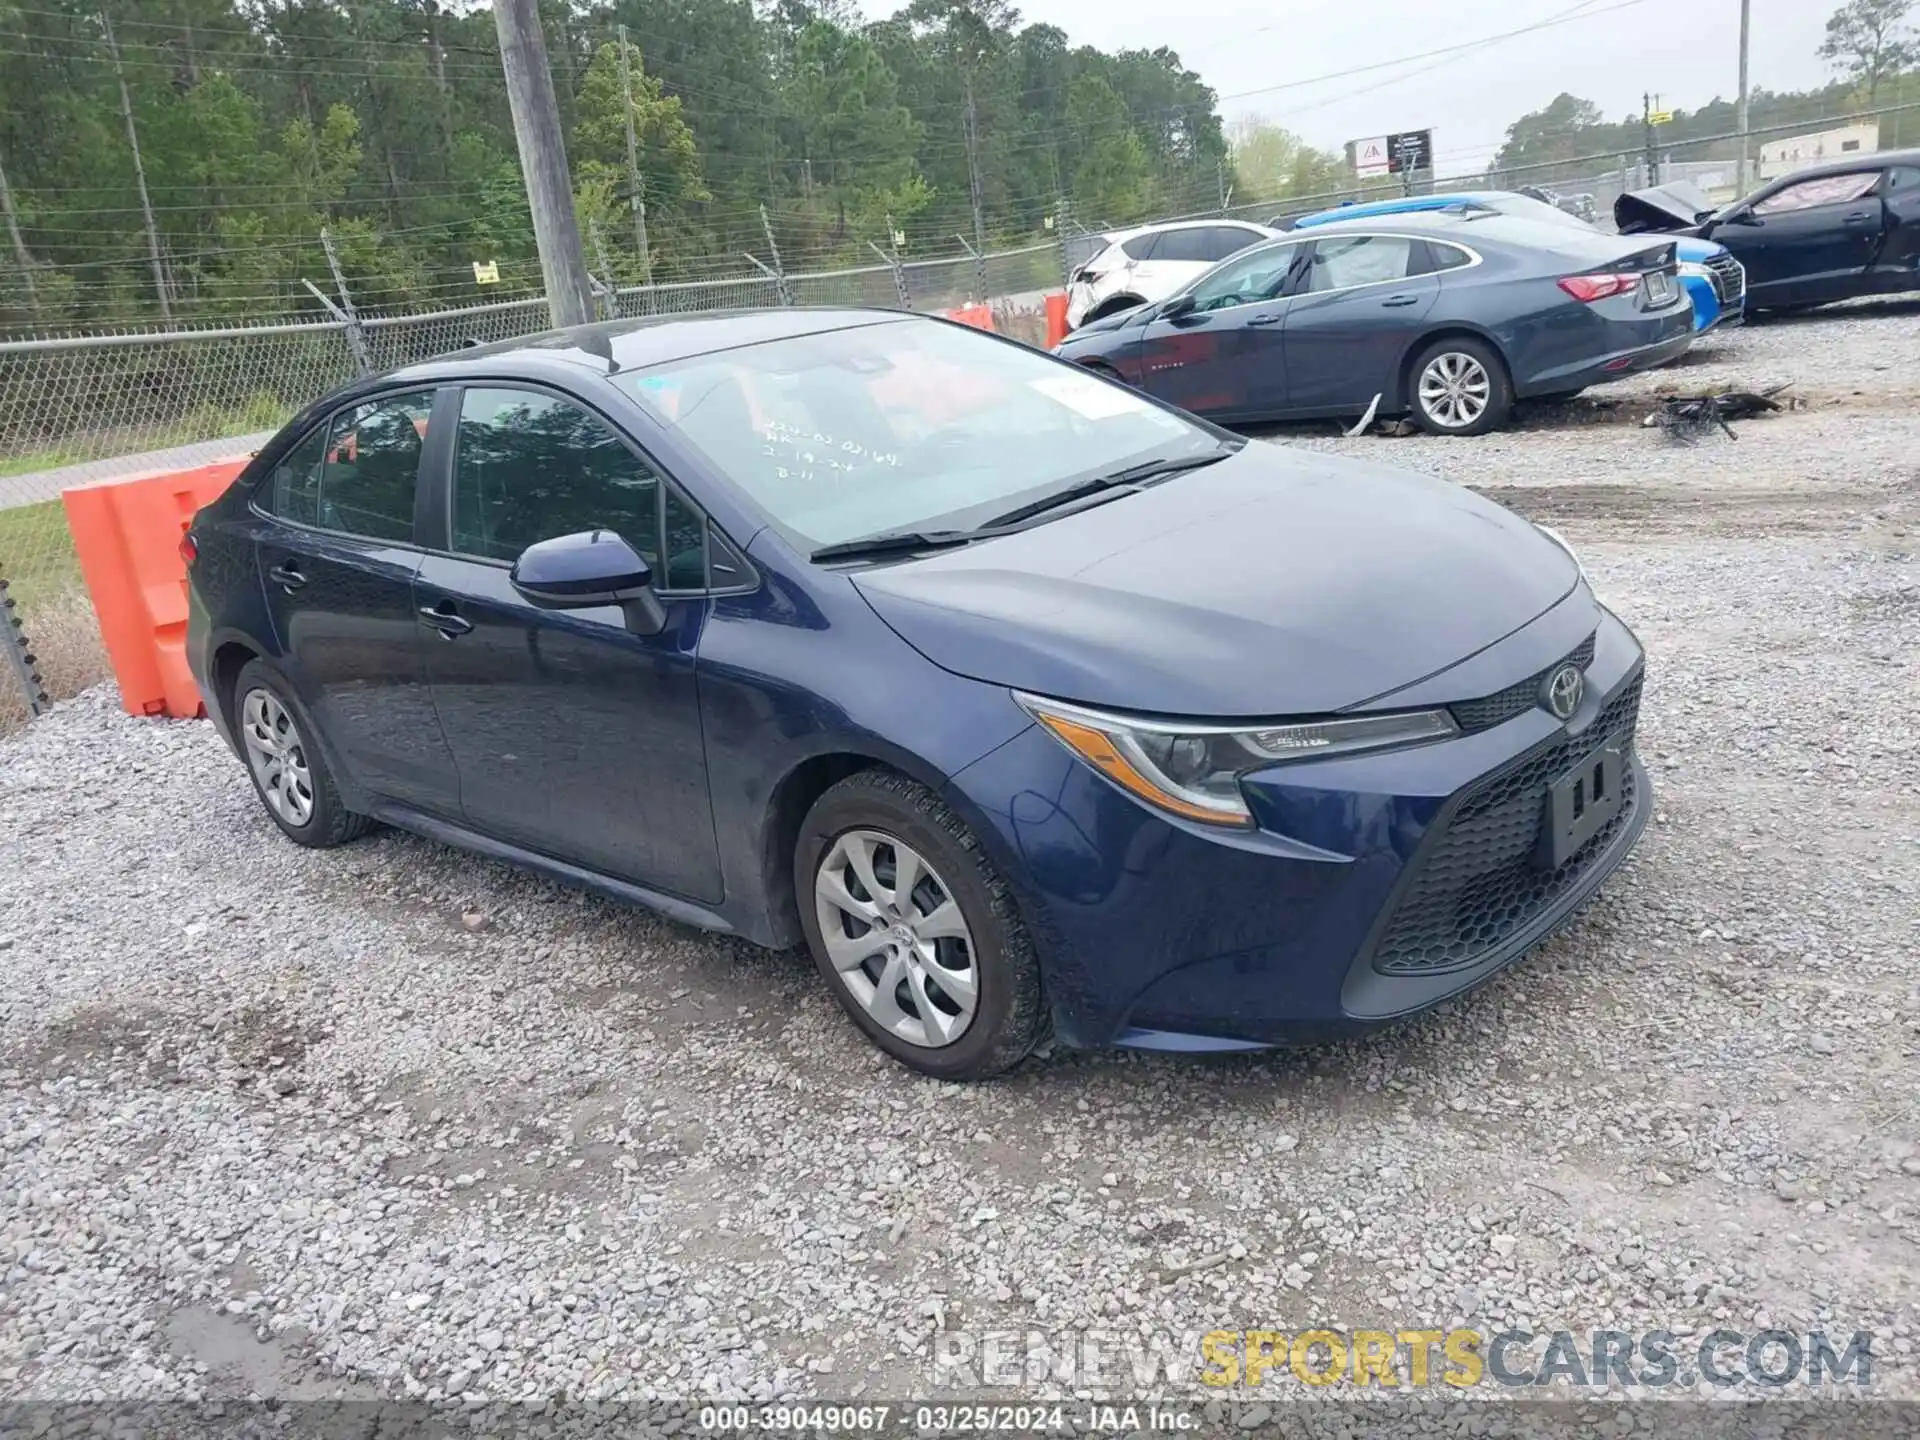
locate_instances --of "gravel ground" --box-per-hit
[3,305,1919,1424]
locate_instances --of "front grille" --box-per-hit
[1706,254,1745,306]
[1369,674,1643,977]
[1449,633,1596,735]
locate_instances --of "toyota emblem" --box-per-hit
[1543,664,1585,721]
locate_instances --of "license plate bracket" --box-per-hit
[1536,740,1625,871]
[1645,272,1675,304]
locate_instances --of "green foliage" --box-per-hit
[1820,0,1918,100]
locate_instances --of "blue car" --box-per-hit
[185,310,1649,1080]
[1289,191,1746,331]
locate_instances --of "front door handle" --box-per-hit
[417,604,473,639]
[267,561,306,593]
[1843,211,1875,225]
[1381,293,1421,307]
[1247,312,1282,326]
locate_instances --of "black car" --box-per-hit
[1615,149,1920,315]
[1052,211,1693,436]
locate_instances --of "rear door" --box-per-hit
[1869,164,1920,289]
[1711,169,1885,306]
[1128,241,1307,418]
[413,383,724,903]
[253,389,460,813]
[1280,233,1440,416]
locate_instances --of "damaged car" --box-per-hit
[1291,191,1745,331]
[1615,149,1920,315]
[1053,209,1693,436]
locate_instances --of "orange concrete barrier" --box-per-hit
[1044,292,1070,348]
[945,303,995,331]
[62,459,248,719]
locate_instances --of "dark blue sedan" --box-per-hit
[185,310,1649,1079]
[1055,210,1694,435]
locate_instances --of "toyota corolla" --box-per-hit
[185,310,1650,1080]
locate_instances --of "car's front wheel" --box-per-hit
[233,659,372,848]
[1408,336,1513,436]
[796,770,1046,1080]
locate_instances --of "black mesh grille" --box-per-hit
[1706,254,1745,305]
[1369,674,1643,977]
[1449,633,1596,735]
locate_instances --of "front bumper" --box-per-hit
[950,605,1650,1051]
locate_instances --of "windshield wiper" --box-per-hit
[980,447,1238,530]
[809,528,977,564]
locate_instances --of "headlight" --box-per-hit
[1014,693,1458,828]
[1535,522,1589,587]
[1676,261,1713,279]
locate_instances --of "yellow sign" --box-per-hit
[1649,110,1674,125]
[471,260,500,285]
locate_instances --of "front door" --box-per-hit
[1282,233,1440,417]
[415,384,723,903]
[1127,240,1306,420]
[253,389,460,813]
[1713,169,1885,306]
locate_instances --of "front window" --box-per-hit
[1750,171,1879,216]
[619,319,1214,552]
[1184,242,1302,312]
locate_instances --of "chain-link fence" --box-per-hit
[0,236,1073,731]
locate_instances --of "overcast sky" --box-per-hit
[956,0,1838,174]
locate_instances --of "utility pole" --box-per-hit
[492,0,593,329]
[102,9,171,321]
[963,73,988,301]
[1642,92,1659,187]
[0,149,35,308]
[615,24,652,285]
[1734,0,1752,193]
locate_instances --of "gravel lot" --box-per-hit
[3,306,1919,1422]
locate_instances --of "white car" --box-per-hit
[1066,219,1284,328]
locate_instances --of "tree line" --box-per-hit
[0,0,1234,328]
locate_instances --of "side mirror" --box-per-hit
[1158,292,1198,320]
[1724,207,1761,226]
[510,529,666,635]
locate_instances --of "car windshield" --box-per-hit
[617,319,1215,550]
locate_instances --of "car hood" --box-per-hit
[1061,303,1149,339]
[851,445,1580,717]
[1614,180,1717,235]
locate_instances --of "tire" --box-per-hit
[1084,295,1145,323]
[1407,335,1514,436]
[795,769,1048,1081]
[231,659,372,849]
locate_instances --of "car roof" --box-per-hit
[382,307,913,386]
[1763,146,1920,186]
[1293,194,1500,226]
[1106,217,1274,242]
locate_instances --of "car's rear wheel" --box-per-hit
[795,770,1046,1080]
[1409,336,1513,436]
[233,659,372,848]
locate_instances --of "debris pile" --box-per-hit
[1644,383,1793,443]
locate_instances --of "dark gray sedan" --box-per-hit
[1052,210,1693,435]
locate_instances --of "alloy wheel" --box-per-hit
[240,687,315,828]
[1417,351,1492,430]
[813,828,979,1049]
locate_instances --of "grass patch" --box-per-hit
[0,499,84,613]
[0,391,290,480]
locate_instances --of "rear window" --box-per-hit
[1119,232,1161,261]
[1151,228,1216,263]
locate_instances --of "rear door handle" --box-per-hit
[1380,293,1421,307]
[267,561,306,593]
[417,604,473,639]
[1247,312,1282,326]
